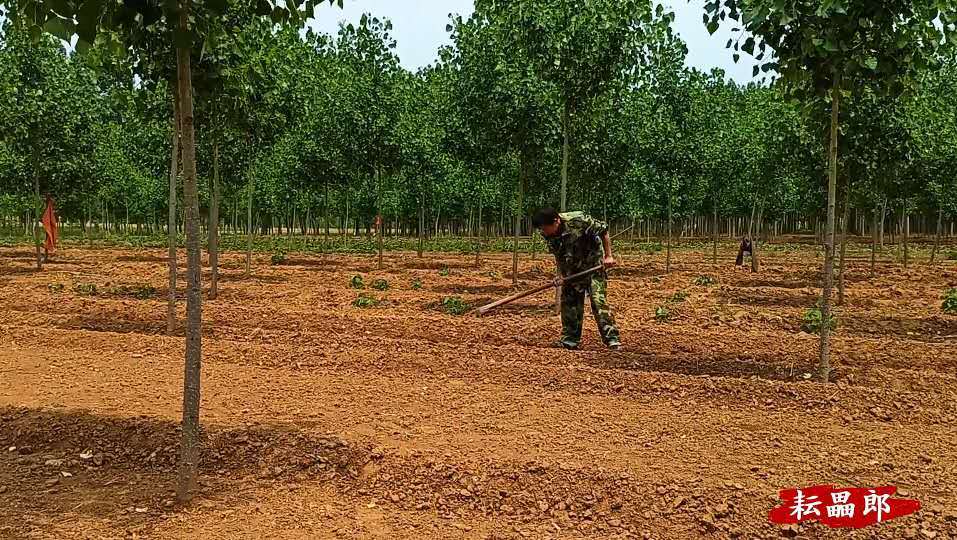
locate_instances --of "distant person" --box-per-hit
[735,237,752,267]
[41,195,58,261]
[532,208,621,351]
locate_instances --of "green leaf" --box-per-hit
[753,65,759,77]
[742,37,754,55]
[707,21,719,35]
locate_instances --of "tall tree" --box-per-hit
[7,0,342,502]
[706,0,955,381]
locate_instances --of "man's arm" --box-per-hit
[601,231,616,267]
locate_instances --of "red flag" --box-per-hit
[41,196,58,257]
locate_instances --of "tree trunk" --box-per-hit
[666,179,673,273]
[376,168,384,271]
[931,206,943,263]
[417,196,424,258]
[837,183,850,305]
[343,186,350,244]
[879,199,886,249]
[712,191,719,265]
[513,154,525,286]
[175,2,203,503]
[32,144,42,270]
[818,77,839,383]
[324,182,330,250]
[561,101,570,212]
[751,199,763,273]
[902,202,910,268]
[167,99,180,335]
[209,141,220,300]
[245,171,253,277]
[870,202,878,277]
[475,198,483,267]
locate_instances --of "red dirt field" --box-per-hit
[1,245,955,539]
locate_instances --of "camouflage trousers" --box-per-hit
[559,275,620,347]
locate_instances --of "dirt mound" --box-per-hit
[0,407,367,479]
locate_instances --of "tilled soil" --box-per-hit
[1,245,955,540]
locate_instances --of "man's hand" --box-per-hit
[602,255,617,268]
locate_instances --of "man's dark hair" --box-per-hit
[532,207,560,228]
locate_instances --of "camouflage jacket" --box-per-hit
[544,212,609,288]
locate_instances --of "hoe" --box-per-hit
[476,224,633,316]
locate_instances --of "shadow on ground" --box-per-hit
[0,406,367,539]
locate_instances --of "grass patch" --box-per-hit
[108,283,157,300]
[669,290,689,303]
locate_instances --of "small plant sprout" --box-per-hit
[353,294,378,308]
[73,283,97,296]
[372,278,389,291]
[654,305,670,322]
[350,275,365,289]
[411,278,423,290]
[801,307,837,334]
[942,288,957,315]
[441,296,470,315]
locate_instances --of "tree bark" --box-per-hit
[818,77,839,383]
[376,168,384,271]
[879,199,886,249]
[417,195,424,258]
[837,183,850,305]
[902,202,909,268]
[666,177,673,274]
[167,98,180,335]
[175,1,203,504]
[560,100,570,212]
[712,191,719,265]
[751,199,763,273]
[475,198,483,267]
[513,153,525,286]
[324,182,330,250]
[32,144,42,270]
[870,202,878,277]
[245,171,253,277]
[209,141,220,300]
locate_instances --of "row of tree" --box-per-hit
[3,5,956,265]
